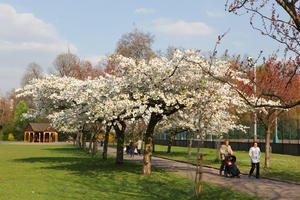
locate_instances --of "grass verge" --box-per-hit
[0,144,265,200]
[152,144,300,183]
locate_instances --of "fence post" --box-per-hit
[198,153,203,196]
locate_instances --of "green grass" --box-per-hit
[152,145,300,183]
[0,144,264,200]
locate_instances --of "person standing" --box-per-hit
[219,140,233,176]
[100,138,104,147]
[249,142,261,178]
[137,139,143,155]
[129,140,135,157]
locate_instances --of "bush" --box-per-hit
[8,133,15,141]
[0,131,3,141]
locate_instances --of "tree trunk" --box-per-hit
[73,134,76,146]
[114,121,126,164]
[215,138,221,162]
[167,131,176,153]
[102,125,111,160]
[76,132,82,147]
[75,133,80,146]
[89,133,95,153]
[143,113,161,175]
[82,133,87,151]
[92,133,98,157]
[265,125,272,168]
[188,131,195,160]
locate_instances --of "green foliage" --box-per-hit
[1,123,15,140]
[1,101,29,141]
[0,131,3,141]
[7,133,15,141]
[14,100,29,127]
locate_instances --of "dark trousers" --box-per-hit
[220,160,226,172]
[249,162,260,177]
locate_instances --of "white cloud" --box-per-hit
[135,8,156,14]
[206,11,225,17]
[152,18,214,37]
[0,4,76,52]
[0,3,77,93]
[84,55,107,66]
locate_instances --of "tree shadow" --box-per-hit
[14,156,144,177]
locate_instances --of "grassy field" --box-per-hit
[0,144,265,200]
[152,145,300,183]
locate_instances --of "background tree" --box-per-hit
[223,0,300,109]
[51,52,102,79]
[52,52,81,77]
[21,62,43,87]
[240,55,300,168]
[115,29,156,61]
[13,101,29,140]
[226,0,299,57]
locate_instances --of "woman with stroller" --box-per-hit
[248,142,261,178]
[219,140,233,176]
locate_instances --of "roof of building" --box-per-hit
[25,123,57,132]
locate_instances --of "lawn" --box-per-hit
[152,144,300,183]
[0,144,264,200]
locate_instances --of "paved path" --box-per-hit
[103,147,300,200]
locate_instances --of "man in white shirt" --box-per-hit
[248,142,261,178]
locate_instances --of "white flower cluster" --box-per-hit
[16,50,251,136]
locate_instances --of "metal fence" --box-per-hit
[154,119,300,144]
[153,139,300,156]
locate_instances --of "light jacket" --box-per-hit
[137,140,142,150]
[249,147,261,163]
[220,144,233,160]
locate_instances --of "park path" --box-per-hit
[103,147,300,200]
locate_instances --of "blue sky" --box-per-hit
[0,0,284,95]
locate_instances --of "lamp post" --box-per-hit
[275,112,279,143]
[248,57,257,141]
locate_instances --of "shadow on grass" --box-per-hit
[14,156,144,177]
[12,147,262,200]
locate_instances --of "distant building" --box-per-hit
[24,123,58,143]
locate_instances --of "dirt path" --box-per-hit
[104,147,300,200]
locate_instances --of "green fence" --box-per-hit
[154,119,300,144]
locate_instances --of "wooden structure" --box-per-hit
[98,133,114,142]
[24,123,58,143]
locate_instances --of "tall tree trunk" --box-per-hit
[265,125,272,168]
[215,138,221,162]
[188,131,195,160]
[76,132,82,147]
[102,125,111,160]
[73,134,76,146]
[92,133,98,157]
[89,133,95,153]
[114,121,126,164]
[167,131,176,153]
[143,113,161,175]
[81,132,87,151]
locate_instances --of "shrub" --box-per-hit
[0,131,3,141]
[8,133,15,141]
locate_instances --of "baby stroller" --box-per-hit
[224,155,240,178]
